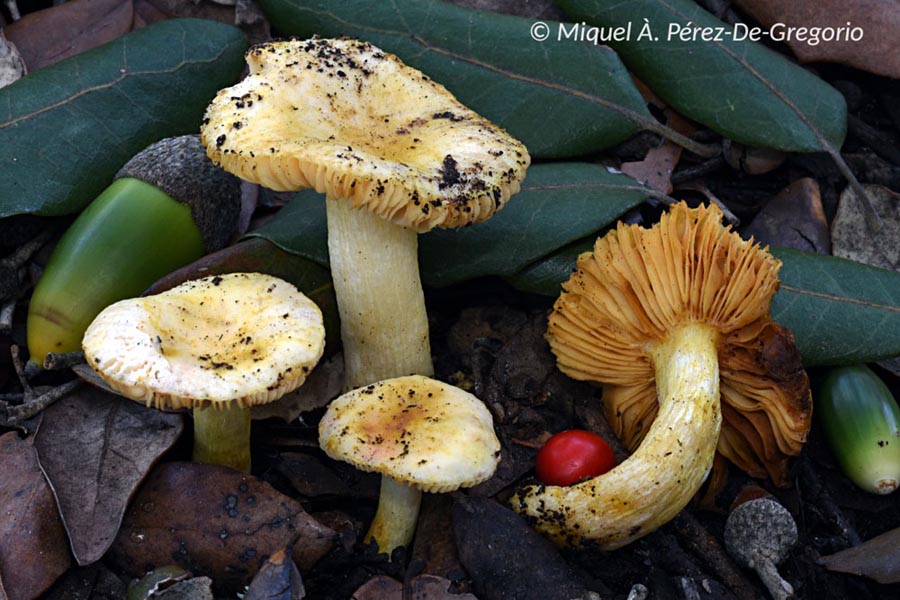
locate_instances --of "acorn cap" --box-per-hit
[546,202,812,485]
[318,375,500,492]
[200,38,530,233]
[82,273,325,410]
[116,134,241,252]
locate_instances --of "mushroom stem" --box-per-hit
[192,405,252,473]
[365,477,423,554]
[325,198,434,390]
[512,323,721,548]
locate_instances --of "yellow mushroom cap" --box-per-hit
[547,202,811,485]
[318,375,500,492]
[200,37,530,233]
[82,273,325,410]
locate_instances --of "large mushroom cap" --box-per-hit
[319,375,500,493]
[547,202,811,485]
[82,273,325,410]
[200,37,530,232]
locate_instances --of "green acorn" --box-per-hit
[27,135,241,366]
[818,364,900,495]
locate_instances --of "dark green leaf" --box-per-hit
[508,242,900,366]
[420,163,654,287]
[770,248,900,365]
[249,164,659,289]
[558,0,847,152]
[258,0,651,157]
[0,19,248,218]
[505,237,594,297]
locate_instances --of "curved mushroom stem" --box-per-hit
[325,198,434,391]
[192,405,252,473]
[511,323,721,548]
[365,477,423,555]
[755,559,795,600]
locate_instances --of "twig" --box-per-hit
[640,118,721,159]
[43,350,85,371]
[0,299,14,333]
[1,229,53,270]
[798,459,862,547]
[671,156,727,185]
[2,0,20,21]
[671,512,763,600]
[10,344,33,398]
[4,379,80,424]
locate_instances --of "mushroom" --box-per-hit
[82,272,325,472]
[724,490,798,600]
[511,202,812,548]
[200,38,529,390]
[318,374,500,555]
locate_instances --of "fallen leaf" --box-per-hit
[276,453,378,499]
[735,0,900,79]
[33,388,184,566]
[0,431,71,600]
[452,496,589,600]
[41,562,128,599]
[3,0,133,71]
[108,462,336,595]
[559,0,847,152]
[251,353,343,423]
[244,546,305,600]
[352,575,478,600]
[0,32,25,88]
[620,143,682,194]
[410,496,464,581]
[831,184,899,270]
[818,527,900,584]
[743,178,831,254]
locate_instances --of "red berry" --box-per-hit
[535,429,617,486]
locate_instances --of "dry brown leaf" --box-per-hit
[108,462,336,595]
[819,527,900,584]
[620,143,682,195]
[831,183,899,270]
[743,178,831,254]
[0,431,71,600]
[34,388,184,566]
[735,0,900,78]
[3,0,133,71]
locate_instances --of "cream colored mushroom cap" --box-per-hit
[200,37,530,233]
[319,375,500,492]
[82,273,325,410]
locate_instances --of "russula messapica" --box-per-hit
[319,375,500,555]
[82,273,325,472]
[200,37,529,390]
[511,202,812,548]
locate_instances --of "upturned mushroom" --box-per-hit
[511,202,812,548]
[318,375,500,555]
[200,38,529,390]
[82,272,325,472]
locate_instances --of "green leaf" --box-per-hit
[558,0,847,152]
[248,163,660,287]
[770,248,900,366]
[508,242,900,366]
[0,19,248,218]
[257,0,651,157]
[420,163,655,287]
